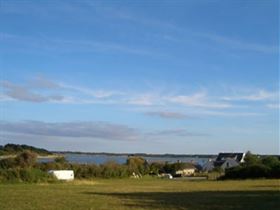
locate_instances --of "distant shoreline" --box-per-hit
[53,151,217,158]
[52,152,279,158]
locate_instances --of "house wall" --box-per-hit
[240,153,246,163]
[221,160,239,170]
[176,168,195,176]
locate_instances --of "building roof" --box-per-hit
[214,159,239,168]
[216,153,245,163]
[182,163,197,169]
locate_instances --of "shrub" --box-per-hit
[101,161,129,178]
[0,168,20,182]
[243,151,261,166]
[269,162,280,178]
[15,151,37,168]
[149,162,165,175]
[0,158,17,169]
[19,168,51,183]
[126,156,149,175]
[223,164,270,179]
[242,164,269,178]
[72,164,101,179]
[54,156,67,164]
[0,168,54,183]
[262,156,279,168]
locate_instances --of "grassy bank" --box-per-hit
[0,178,279,210]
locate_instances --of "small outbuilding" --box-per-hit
[48,170,74,181]
[159,173,173,179]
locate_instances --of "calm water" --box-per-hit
[39,153,210,166]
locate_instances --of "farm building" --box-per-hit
[48,170,74,181]
[202,152,246,172]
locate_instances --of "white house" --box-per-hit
[175,167,196,176]
[48,170,74,181]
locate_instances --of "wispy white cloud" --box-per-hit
[0,78,123,103]
[266,103,279,109]
[166,92,232,109]
[0,32,166,57]
[198,33,278,54]
[222,90,278,101]
[125,90,232,109]
[195,110,263,117]
[83,1,180,31]
[2,1,277,58]
[1,78,278,114]
[126,94,159,106]
[81,4,278,55]
[60,83,124,99]
[0,93,15,102]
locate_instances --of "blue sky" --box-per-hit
[0,0,279,154]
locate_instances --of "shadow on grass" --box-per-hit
[84,190,280,210]
[253,185,280,188]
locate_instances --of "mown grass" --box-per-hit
[0,178,279,210]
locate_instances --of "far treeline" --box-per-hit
[0,144,52,156]
[0,144,279,183]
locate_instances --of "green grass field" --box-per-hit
[0,178,279,210]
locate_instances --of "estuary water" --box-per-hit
[39,153,212,166]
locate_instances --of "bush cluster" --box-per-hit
[222,153,280,179]
[0,153,199,182]
[37,156,149,179]
[0,151,55,183]
[0,168,52,183]
[1,150,278,182]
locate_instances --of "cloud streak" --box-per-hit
[266,103,279,109]
[0,32,166,57]
[198,33,278,54]
[0,81,64,103]
[0,121,139,141]
[29,76,61,89]
[166,92,232,109]
[1,78,278,113]
[145,111,188,119]
[148,128,207,137]
[84,4,278,55]
[222,90,278,101]
[60,83,123,99]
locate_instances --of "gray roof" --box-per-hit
[216,153,245,163]
[214,159,239,169]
